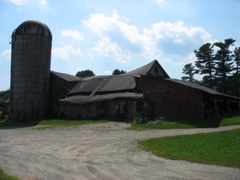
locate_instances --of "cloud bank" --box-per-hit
[83,11,212,65]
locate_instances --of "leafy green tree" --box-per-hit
[76,70,95,78]
[194,43,215,89]
[181,63,196,83]
[214,38,236,93]
[112,69,126,75]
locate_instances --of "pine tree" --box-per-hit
[194,43,215,89]
[181,63,196,83]
[234,47,240,96]
[214,38,236,94]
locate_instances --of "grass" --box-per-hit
[219,115,240,126]
[129,114,240,130]
[0,169,19,180]
[138,128,240,168]
[0,119,109,129]
[129,119,197,130]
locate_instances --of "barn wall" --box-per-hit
[57,100,128,119]
[48,74,79,117]
[56,99,147,120]
[142,76,204,119]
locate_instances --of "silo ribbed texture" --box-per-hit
[11,20,52,121]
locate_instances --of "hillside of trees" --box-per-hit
[182,38,240,96]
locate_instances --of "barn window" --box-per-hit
[136,101,143,113]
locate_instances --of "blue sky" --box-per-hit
[0,0,240,91]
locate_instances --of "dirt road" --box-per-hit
[0,122,239,180]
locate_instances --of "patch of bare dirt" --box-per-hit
[0,122,239,180]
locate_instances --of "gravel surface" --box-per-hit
[0,122,240,180]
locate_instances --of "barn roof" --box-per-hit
[60,92,143,104]
[68,60,169,96]
[126,60,169,78]
[51,71,81,82]
[68,75,136,95]
[168,79,240,99]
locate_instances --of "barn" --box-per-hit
[50,60,240,120]
[9,20,240,121]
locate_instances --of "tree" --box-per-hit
[76,70,95,78]
[233,47,240,95]
[112,69,126,75]
[181,63,196,83]
[194,43,215,89]
[214,38,236,93]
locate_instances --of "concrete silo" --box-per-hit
[10,20,52,121]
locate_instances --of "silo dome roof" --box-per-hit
[12,20,52,39]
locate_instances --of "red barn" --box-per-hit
[50,60,239,120]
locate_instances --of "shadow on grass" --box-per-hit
[166,111,240,128]
[0,117,111,130]
[0,118,41,129]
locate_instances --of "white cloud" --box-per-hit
[174,38,185,44]
[52,44,82,60]
[4,0,47,5]
[92,36,131,64]
[61,30,84,41]
[35,0,47,5]
[154,0,167,7]
[83,11,212,65]
[103,71,112,75]
[1,49,11,59]
[4,0,28,5]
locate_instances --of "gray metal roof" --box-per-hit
[51,71,81,82]
[68,74,136,95]
[167,78,240,99]
[60,92,143,104]
[68,60,169,95]
[125,60,170,78]
[12,20,52,39]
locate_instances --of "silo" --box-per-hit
[10,20,52,121]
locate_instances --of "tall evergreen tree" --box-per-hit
[194,43,215,89]
[234,47,240,95]
[214,38,236,94]
[181,63,196,83]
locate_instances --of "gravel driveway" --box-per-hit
[0,122,239,180]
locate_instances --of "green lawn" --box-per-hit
[0,119,109,129]
[219,116,240,126]
[139,128,240,168]
[0,169,19,180]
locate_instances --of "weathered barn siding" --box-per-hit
[49,71,80,117]
[57,100,128,119]
[142,76,204,119]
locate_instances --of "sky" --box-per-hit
[0,0,240,91]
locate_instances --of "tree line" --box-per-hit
[75,69,126,78]
[182,38,240,96]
